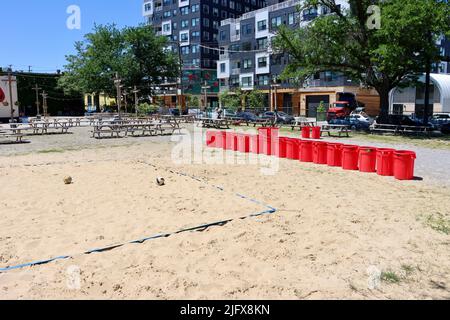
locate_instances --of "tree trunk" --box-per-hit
[376,87,391,124]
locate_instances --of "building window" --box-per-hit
[241,76,253,88]
[243,59,253,69]
[257,20,267,31]
[242,24,252,35]
[257,75,269,86]
[271,16,282,29]
[256,37,268,50]
[180,6,189,15]
[258,57,267,68]
[180,32,189,42]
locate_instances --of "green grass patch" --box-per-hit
[401,264,415,276]
[381,271,401,284]
[424,213,450,235]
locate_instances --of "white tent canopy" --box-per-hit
[427,73,450,112]
[390,73,450,114]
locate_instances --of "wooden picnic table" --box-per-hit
[371,124,432,136]
[242,118,272,127]
[30,121,71,135]
[321,124,351,137]
[196,118,231,129]
[91,118,181,139]
[289,119,316,131]
[0,126,32,143]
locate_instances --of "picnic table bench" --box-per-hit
[370,124,399,135]
[243,118,272,127]
[91,118,181,139]
[288,119,316,131]
[399,125,433,136]
[0,129,25,143]
[321,124,351,137]
[371,124,432,136]
[30,121,71,135]
[197,118,231,129]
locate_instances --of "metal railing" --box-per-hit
[221,0,301,26]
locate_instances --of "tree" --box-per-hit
[58,24,179,100]
[219,90,242,111]
[246,90,266,111]
[185,94,200,109]
[137,102,159,115]
[274,0,450,120]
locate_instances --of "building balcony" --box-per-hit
[231,68,240,75]
[230,34,241,42]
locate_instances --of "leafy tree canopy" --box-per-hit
[273,0,450,117]
[58,24,179,98]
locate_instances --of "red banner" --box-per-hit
[0,87,5,103]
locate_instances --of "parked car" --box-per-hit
[349,114,374,125]
[168,108,180,116]
[329,116,371,131]
[376,115,426,126]
[261,111,295,124]
[441,122,450,134]
[429,113,450,130]
[236,111,259,122]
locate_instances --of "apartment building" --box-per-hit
[216,0,384,117]
[142,0,272,109]
[436,36,450,74]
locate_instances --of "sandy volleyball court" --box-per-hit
[1,127,450,299]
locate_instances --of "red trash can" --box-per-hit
[376,148,395,176]
[327,143,343,167]
[237,133,250,153]
[393,150,417,181]
[225,132,237,151]
[286,138,300,160]
[258,127,279,156]
[277,137,288,158]
[359,146,378,173]
[214,131,227,149]
[311,126,321,140]
[299,140,313,163]
[342,145,359,171]
[206,131,217,148]
[248,134,259,154]
[301,126,311,139]
[313,141,328,165]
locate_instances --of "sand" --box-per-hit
[1,128,450,299]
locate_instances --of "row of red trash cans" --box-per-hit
[206,128,417,181]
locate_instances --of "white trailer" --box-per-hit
[0,75,19,122]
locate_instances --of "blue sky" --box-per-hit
[1,0,144,73]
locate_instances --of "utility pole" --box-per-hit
[201,82,211,111]
[177,42,183,113]
[41,91,48,117]
[132,86,140,117]
[33,84,42,116]
[114,73,122,118]
[6,66,16,122]
[423,30,432,126]
[28,66,32,73]
[123,89,129,114]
